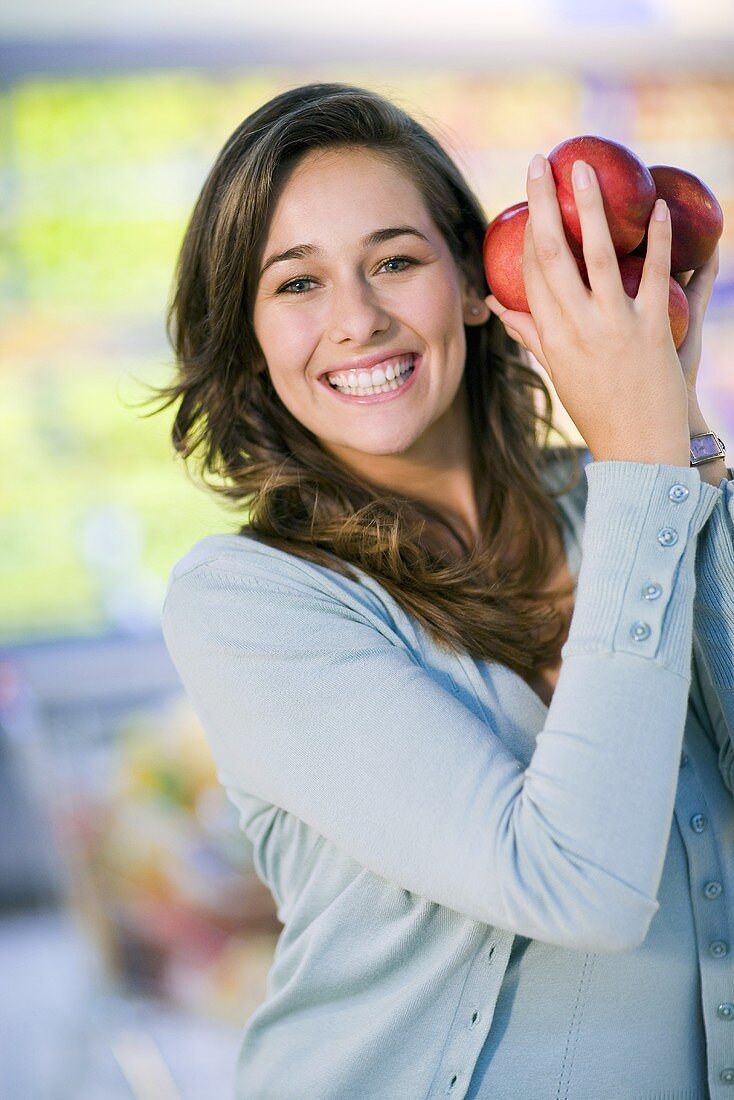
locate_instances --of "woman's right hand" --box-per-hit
[485,155,691,467]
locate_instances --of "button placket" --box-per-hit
[674,758,733,1097]
[429,936,503,1100]
[619,479,689,654]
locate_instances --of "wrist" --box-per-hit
[687,396,730,485]
[687,395,710,437]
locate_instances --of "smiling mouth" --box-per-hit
[326,355,416,396]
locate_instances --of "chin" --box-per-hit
[351,431,421,456]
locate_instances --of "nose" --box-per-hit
[326,276,391,345]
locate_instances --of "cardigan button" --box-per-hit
[710,940,728,958]
[690,813,708,833]
[704,881,723,900]
[720,1068,734,1084]
[630,621,651,642]
[718,1003,734,1020]
[642,581,662,600]
[669,483,689,503]
[657,527,679,547]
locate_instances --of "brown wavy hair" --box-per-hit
[146,81,582,682]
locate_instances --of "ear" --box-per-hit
[459,269,490,326]
[462,294,490,326]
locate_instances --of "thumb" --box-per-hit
[485,296,549,372]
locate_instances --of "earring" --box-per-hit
[470,306,480,315]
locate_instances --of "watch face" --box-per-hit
[691,434,720,461]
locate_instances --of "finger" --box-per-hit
[674,246,719,380]
[525,154,588,315]
[683,245,719,318]
[570,160,625,303]
[635,198,673,325]
[486,295,550,371]
[522,218,564,347]
[521,214,550,313]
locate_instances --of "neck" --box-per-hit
[324,379,481,544]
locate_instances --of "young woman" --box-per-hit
[156,83,734,1098]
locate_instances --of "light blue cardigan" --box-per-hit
[161,448,734,1099]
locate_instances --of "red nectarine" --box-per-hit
[548,135,656,259]
[483,202,531,312]
[615,254,690,349]
[633,164,724,274]
[483,200,585,313]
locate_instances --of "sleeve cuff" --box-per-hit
[562,460,722,680]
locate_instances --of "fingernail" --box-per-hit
[572,160,590,190]
[528,154,546,180]
[653,198,668,221]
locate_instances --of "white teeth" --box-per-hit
[330,365,414,396]
[327,355,415,394]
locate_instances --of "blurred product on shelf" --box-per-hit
[61,695,282,1024]
[0,635,282,1030]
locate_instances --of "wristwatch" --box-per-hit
[690,431,726,468]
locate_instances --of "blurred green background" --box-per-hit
[2,65,733,640]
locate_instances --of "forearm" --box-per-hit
[688,397,731,486]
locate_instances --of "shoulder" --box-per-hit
[162,531,410,647]
[166,531,310,587]
[165,530,373,601]
[163,531,342,613]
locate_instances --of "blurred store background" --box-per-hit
[1,2,733,1097]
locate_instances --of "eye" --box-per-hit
[379,255,417,274]
[277,276,317,295]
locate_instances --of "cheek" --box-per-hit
[256,312,319,378]
[413,272,464,332]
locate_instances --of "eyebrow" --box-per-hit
[259,225,431,278]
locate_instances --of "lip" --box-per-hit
[319,354,422,405]
[318,349,419,380]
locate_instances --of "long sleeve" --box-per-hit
[161,461,720,955]
[692,469,734,797]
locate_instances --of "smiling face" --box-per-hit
[252,144,487,488]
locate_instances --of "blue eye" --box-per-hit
[279,276,315,295]
[381,256,415,273]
